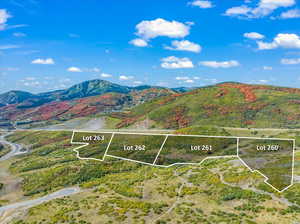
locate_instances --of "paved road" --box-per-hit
[0,133,26,162]
[0,187,81,214]
[0,187,81,223]
[0,133,81,223]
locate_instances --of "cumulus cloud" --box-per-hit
[263,66,273,70]
[165,40,202,53]
[130,38,148,47]
[119,75,134,80]
[31,58,55,65]
[244,32,265,39]
[67,67,82,72]
[257,33,300,50]
[133,81,143,85]
[189,0,214,8]
[280,9,300,18]
[87,67,100,72]
[281,58,300,64]
[135,18,191,40]
[101,73,113,78]
[199,60,240,68]
[225,5,252,17]
[225,0,296,18]
[67,67,100,72]
[161,56,194,69]
[0,9,11,30]
[175,76,190,80]
[185,79,195,83]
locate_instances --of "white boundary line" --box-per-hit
[71,131,114,162]
[105,154,155,166]
[71,130,296,192]
[102,133,115,160]
[71,129,295,141]
[152,135,169,165]
[237,138,295,193]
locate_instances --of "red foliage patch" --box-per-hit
[32,101,72,121]
[244,120,255,125]
[219,83,259,102]
[165,106,191,129]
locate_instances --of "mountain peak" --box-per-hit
[0,90,37,106]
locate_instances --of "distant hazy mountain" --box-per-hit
[2,80,300,129]
[0,79,177,127]
[0,79,186,107]
[0,90,38,105]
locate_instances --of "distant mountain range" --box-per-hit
[1,79,300,129]
[0,79,187,128]
[0,80,191,106]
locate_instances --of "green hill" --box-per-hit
[113,82,300,129]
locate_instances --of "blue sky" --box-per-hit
[1,0,300,93]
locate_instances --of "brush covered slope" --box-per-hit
[113,82,300,129]
[2,81,300,129]
[0,80,176,128]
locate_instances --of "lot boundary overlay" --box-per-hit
[71,130,295,192]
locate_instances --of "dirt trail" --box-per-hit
[210,168,299,208]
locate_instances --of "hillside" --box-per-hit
[0,80,177,128]
[112,82,300,129]
[2,81,300,129]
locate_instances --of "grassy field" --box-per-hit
[0,128,299,223]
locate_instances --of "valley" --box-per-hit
[1,80,300,223]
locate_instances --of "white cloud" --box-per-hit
[66,67,100,72]
[193,76,200,80]
[165,40,202,53]
[175,76,190,80]
[0,9,11,30]
[225,0,296,18]
[263,66,273,70]
[87,67,100,72]
[67,67,82,72]
[13,32,26,37]
[31,58,55,65]
[161,56,194,69]
[0,45,20,50]
[257,41,277,49]
[244,32,265,39]
[133,81,143,85]
[23,81,40,87]
[257,33,300,50]
[225,5,252,16]
[189,0,214,8]
[135,18,191,39]
[281,58,300,64]
[119,75,134,80]
[101,73,112,78]
[258,79,269,83]
[185,79,195,83]
[130,38,148,47]
[199,60,240,68]
[280,9,300,18]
